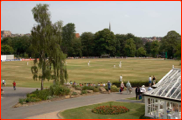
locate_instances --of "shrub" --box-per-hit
[75,86,82,90]
[29,94,37,98]
[92,105,129,115]
[50,85,70,96]
[19,98,26,104]
[82,86,94,90]
[46,96,53,100]
[93,87,99,92]
[81,90,87,94]
[112,81,150,87]
[72,92,78,95]
[37,89,51,100]
[111,87,119,92]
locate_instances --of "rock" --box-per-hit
[99,87,106,92]
[65,95,70,99]
[86,90,93,93]
[70,88,75,91]
[70,95,74,98]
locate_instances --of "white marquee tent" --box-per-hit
[144,68,181,119]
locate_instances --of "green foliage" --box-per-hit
[151,41,159,57]
[72,92,78,95]
[160,31,181,59]
[81,90,87,94]
[81,32,95,56]
[19,98,26,104]
[145,42,152,56]
[137,47,146,57]
[94,29,116,56]
[124,38,136,57]
[75,86,82,90]
[49,84,70,96]
[82,86,94,90]
[1,45,14,54]
[112,81,150,88]
[93,87,99,92]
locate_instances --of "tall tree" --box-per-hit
[160,31,181,59]
[31,4,68,90]
[137,47,146,57]
[151,41,159,58]
[94,29,116,56]
[1,45,14,54]
[144,42,152,56]
[61,23,76,55]
[80,32,94,56]
[124,38,136,57]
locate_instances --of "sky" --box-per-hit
[1,1,181,37]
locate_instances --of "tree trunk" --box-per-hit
[41,79,44,90]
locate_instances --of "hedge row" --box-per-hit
[112,81,157,88]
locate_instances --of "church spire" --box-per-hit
[109,22,111,31]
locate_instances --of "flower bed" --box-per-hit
[92,105,129,115]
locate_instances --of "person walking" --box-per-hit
[152,75,156,85]
[135,86,140,100]
[126,81,132,94]
[13,81,16,90]
[149,76,152,86]
[107,81,111,94]
[120,81,125,94]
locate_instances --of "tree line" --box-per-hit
[1,9,181,60]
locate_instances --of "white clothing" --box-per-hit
[140,88,146,93]
[149,77,152,82]
[103,83,105,86]
[119,76,122,82]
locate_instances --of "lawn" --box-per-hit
[60,101,145,119]
[1,58,180,88]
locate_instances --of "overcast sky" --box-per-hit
[1,1,181,37]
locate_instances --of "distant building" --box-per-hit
[75,33,80,38]
[1,30,12,39]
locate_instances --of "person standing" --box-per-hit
[107,81,111,94]
[140,85,146,102]
[152,75,156,85]
[120,81,125,94]
[149,76,152,86]
[2,79,5,87]
[13,81,16,90]
[126,81,132,94]
[135,86,140,100]
[119,75,122,82]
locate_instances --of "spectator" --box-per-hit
[2,79,6,87]
[152,75,156,85]
[135,86,140,100]
[120,81,125,94]
[107,81,111,94]
[13,81,16,90]
[126,81,132,94]
[149,76,152,86]
[140,85,146,102]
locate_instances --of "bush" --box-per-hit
[19,98,26,104]
[46,96,53,100]
[82,86,94,90]
[92,106,129,115]
[93,87,99,92]
[37,89,51,100]
[50,84,70,96]
[75,86,82,90]
[112,81,150,88]
[111,87,119,92]
[72,92,78,95]
[81,90,87,94]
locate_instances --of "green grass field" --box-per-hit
[60,101,145,119]
[1,58,181,88]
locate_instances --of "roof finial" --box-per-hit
[109,22,111,31]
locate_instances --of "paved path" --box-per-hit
[1,87,139,119]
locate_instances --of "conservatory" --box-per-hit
[144,68,181,119]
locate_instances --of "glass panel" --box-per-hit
[171,88,181,99]
[177,94,181,100]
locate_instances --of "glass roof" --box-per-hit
[144,68,181,101]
